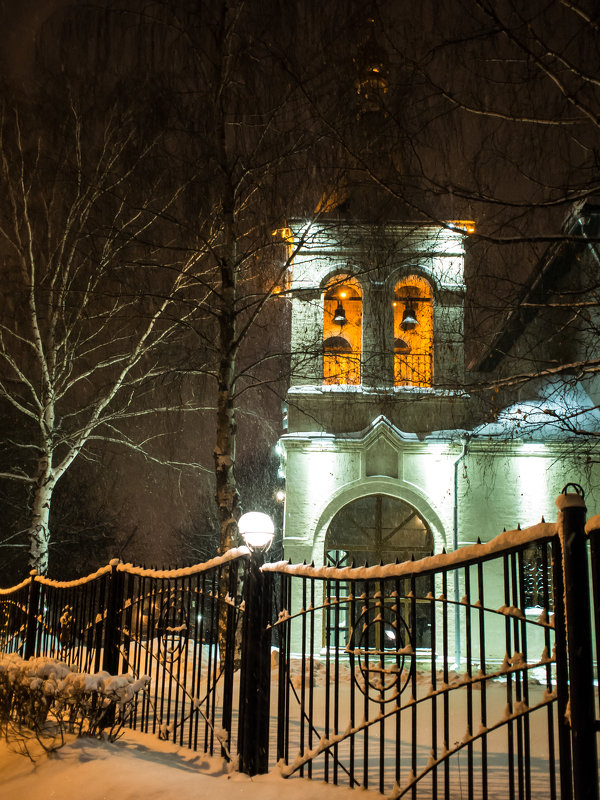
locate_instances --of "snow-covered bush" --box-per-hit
[0,653,149,751]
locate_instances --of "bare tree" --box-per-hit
[87,0,345,555]
[0,86,208,574]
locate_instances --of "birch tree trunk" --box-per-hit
[28,458,56,575]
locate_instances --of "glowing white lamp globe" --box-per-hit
[238,512,275,551]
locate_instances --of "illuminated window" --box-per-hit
[394,275,433,387]
[323,275,362,385]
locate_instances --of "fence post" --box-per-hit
[24,570,40,660]
[102,559,123,676]
[556,484,599,800]
[238,551,273,775]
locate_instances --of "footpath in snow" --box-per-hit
[0,728,356,800]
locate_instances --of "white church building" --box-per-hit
[276,211,600,652]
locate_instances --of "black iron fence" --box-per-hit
[1,487,599,799]
[0,549,246,758]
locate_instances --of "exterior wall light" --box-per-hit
[238,511,275,552]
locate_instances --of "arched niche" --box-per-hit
[393,275,433,387]
[324,494,433,566]
[323,274,362,385]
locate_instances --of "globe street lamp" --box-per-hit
[238,511,275,553]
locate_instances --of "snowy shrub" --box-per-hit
[0,652,149,753]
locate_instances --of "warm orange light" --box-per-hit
[447,220,476,234]
[394,275,433,388]
[272,226,294,260]
[323,275,362,385]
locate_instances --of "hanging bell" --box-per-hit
[401,305,418,330]
[333,301,347,326]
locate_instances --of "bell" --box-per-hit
[401,305,418,330]
[333,301,347,326]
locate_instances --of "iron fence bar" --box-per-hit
[150,576,161,736]
[121,574,133,726]
[309,576,315,781]
[76,581,87,670]
[334,578,341,787]
[285,572,292,765]
[510,551,525,800]
[193,569,207,751]
[210,567,220,750]
[276,573,287,764]
[362,578,369,789]
[410,572,417,800]
[517,549,532,800]
[350,578,358,788]
[377,582,384,796]
[221,560,238,759]
[92,576,103,674]
[40,585,51,657]
[464,565,474,800]
[503,552,516,800]
[132,574,146,732]
[175,575,187,747]
[442,569,450,799]
[70,581,81,668]
[172,577,186,745]
[477,558,488,800]
[188,572,199,751]
[393,577,401,790]
[325,576,332,784]
[300,575,307,778]
[429,571,437,800]
[160,576,172,739]
[79,580,91,670]
[24,573,39,660]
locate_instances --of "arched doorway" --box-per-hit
[324,494,434,649]
[324,494,433,566]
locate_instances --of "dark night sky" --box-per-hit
[0,0,65,75]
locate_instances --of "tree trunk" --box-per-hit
[28,460,56,575]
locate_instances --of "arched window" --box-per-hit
[323,275,362,385]
[393,275,433,387]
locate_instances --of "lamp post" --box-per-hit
[237,512,274,775]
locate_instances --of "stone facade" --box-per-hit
[278,218,600,661]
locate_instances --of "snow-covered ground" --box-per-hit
[0,728,359,800]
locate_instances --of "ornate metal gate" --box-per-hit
[261,486,599,799]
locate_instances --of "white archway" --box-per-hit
[310,477,447,566]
